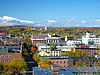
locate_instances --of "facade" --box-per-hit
[76,48,100,56]
[38,45,75,51]
[0,37,23,53]
[31,34,62,46]
[50,49,61,56]
[33,67,100,75]
[39,51,50,56]
[38,45,75,56]
[0,53,22,62]
[66,40,82,46]
[46,34,61,44]
[0,30,8,36]
[0,36,23,54]
[31,34,47,46]
[82,32,100,46]
[30,27,47,31]
[40,56,73,67]
[65,36,74,41]
[0,45,22,53]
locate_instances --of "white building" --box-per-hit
[82,32,100,46]
[30,27,47,30]
[50,50,61,56]
[66,40,82,46]
[38,45,75,56]
[45,34,61,44]
[38,45,75,52]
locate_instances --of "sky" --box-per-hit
[0,0,100,26]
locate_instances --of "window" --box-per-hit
[64,61,66,63]
[53,61,55,63]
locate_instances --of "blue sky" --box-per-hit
[0,0,100,21]
[0,0,100,27]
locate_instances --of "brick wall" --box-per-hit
[0,53,22,62]
[51,59,73,67]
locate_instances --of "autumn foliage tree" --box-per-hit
[33,52,40,64]
[0,58,27,74]
[0,62,4,74]
[10,58,27,72]
[60,49,88,57]
[38,58,52,67]
[31,47,37,53]
[73,59,89,67]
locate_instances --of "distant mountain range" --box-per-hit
[0,16,100,27]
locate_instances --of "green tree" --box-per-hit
[3,62,11,74]
[38,58,52,67]
[10,58,27,73]
[24,34,32,47]
[0,62,4,74]
[60,51,75,57]
[49,44,57,50]
[24,39,32,47]
[67,51,76,57]
[33,53,40,64]
[95,60,100,67]
[23,48,30,57]
[75,49,88,57]
[73,59,88,67]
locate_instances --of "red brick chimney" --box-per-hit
[51,64,59,71]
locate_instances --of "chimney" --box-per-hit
[51,64,59,71]
[71,48,75,52]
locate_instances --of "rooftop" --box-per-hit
[33,67,100,75]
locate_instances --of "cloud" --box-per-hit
[67,17,77,23]
[80,20,86,23]
[47,20,56,23]
[94,19,100,23]
[0,16,35,26]
[0,16,100,27]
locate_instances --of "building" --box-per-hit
[82,32,100,47]
[65,36,74,41]
[45,34,61,44]
[38,45,75,56]
[50,49,61,56]
[76,47,100,56]
[31,34,62,46]
[38,45,75,51]
[0,37,23,53]
[30,27,47,31]
[66,40,82,46]
[0,53,22,62]
[40,56,73,67]
[31,34,47,46]
[0,30,8,36]
[39,51,50,56]
[0,44,22,53]
[33,66,100,75]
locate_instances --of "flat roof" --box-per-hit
[33,67,100,75]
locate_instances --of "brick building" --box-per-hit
[76,48,100,56]
[31,34,47,46]
[0,53,22,62]
[40,56,73,67]
[0,30,8,36]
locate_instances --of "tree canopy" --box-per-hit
[33,52,40,64]
[38,58,52,67]
[0,58,27,74]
